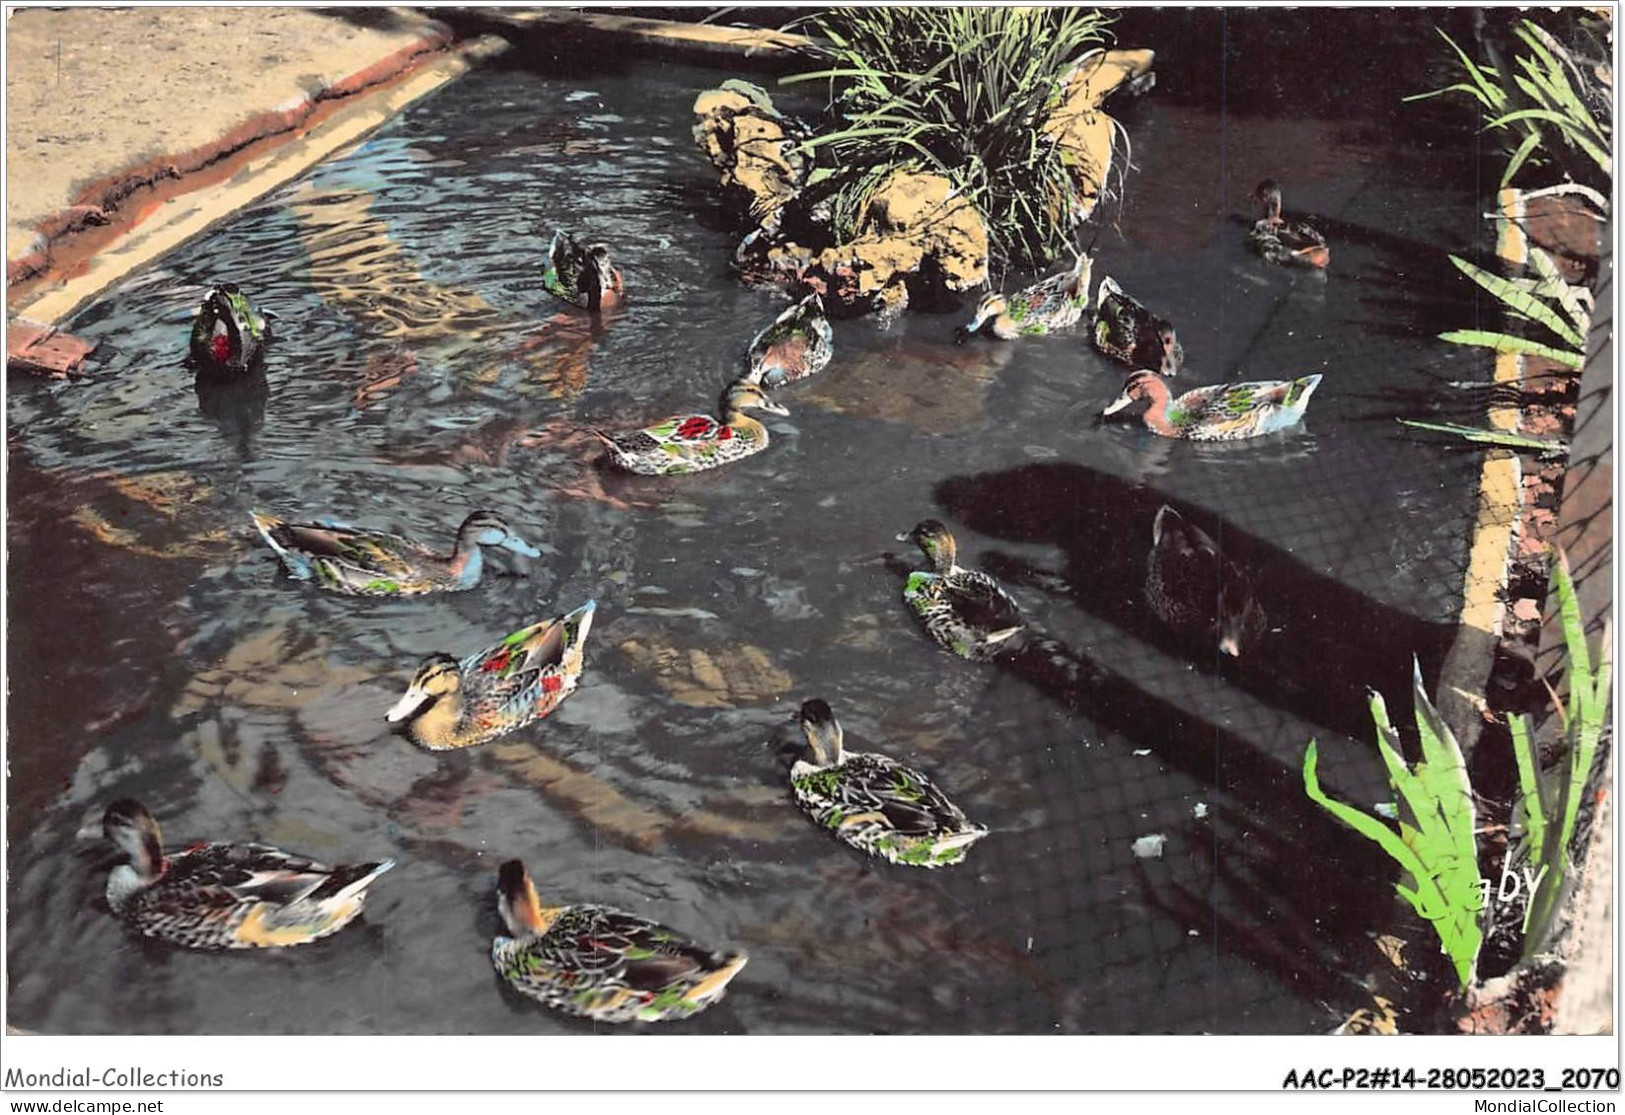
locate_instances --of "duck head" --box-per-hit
[1217,582,1261,658]
[796,698,845,767]
[1254,179,1284,225]
[722,381,790,420]
[898,518,958,573]
[97,798,165,883]
[190,283,266,370]
[385,653,462,725]
[496,859,551,937]
[955,292,1010,343]
[457,510,541,558]
[582,242,619,313]
[1102,370,1167,418]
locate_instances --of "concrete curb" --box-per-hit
[6,23,453,296]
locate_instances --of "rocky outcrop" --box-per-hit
[749,170,988,319]
[692,49,1153,319]
[691,79,806,223]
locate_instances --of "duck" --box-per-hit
[1092,275,1183,376]
[744,292,833,388]
[541,229,625,312]
[589,381,788,476]
[1248,179,1330,269]
[385,600,596,751]
[1146,506,1266,659]
[492,859,747,1023]
[189,283,273,372]
[898,519,1024,660]
[955,253,1093,341]
[1101,371,1324,441]
[788,699,988,867]
[250,509,541,596]
[84,798,393,950]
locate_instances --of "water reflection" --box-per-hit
[193,366,269,458]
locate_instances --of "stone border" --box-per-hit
[458,8,818,67]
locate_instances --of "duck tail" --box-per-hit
[937,826,989,853]
[684,952,749,1005]
[323,858,395,905]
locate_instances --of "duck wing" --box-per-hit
[945,569,1023,632]
[161,843,342,908]
[845,754,970,836]
[262,520,425,579]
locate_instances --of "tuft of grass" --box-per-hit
[783,7,1116,269]
[1508,550,1613,960]
[1406,18,1611,199]
[1304,663,1484,988]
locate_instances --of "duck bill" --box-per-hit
[752,398,790,417]
[502,536,542,559]
[1101,390,1135,417]
[958,308,992,342]
[385,688,430,723]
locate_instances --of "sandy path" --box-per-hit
[5,6,447,263]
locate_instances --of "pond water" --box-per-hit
[8,40,1496,1034]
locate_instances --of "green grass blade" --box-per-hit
[1397,418,1569,456]
[1437,330,1585,367]
[1449,254,1585,348]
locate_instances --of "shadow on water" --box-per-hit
[935,461,1461,745]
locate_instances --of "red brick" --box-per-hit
[8,318,96,378]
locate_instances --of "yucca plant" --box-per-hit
[1406,17,1611,203]
[1508,551,1612,960]
[783,7,1117,269]
[1439,244,1592,369]
[1303,663,1484,988]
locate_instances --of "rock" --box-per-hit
[754,171,990,319]
[691,79,805,223]
[1045,49,1155,222]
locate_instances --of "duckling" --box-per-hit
[1101,371,1324,441]
[189,283,272,372]
[898,519,1024,660]
[955,253,1093,341]
[744,292,833,388]
[1093,276,1183,376]
[589,381,788,476]
[542,229,625,312]
[1248,180,1330,269]
[789,699,988,867]
[250,509,541,596]
[492,859,747,1023]
[1146,506,1266,659]
[386,600,596,750]
[85,799,392,950]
